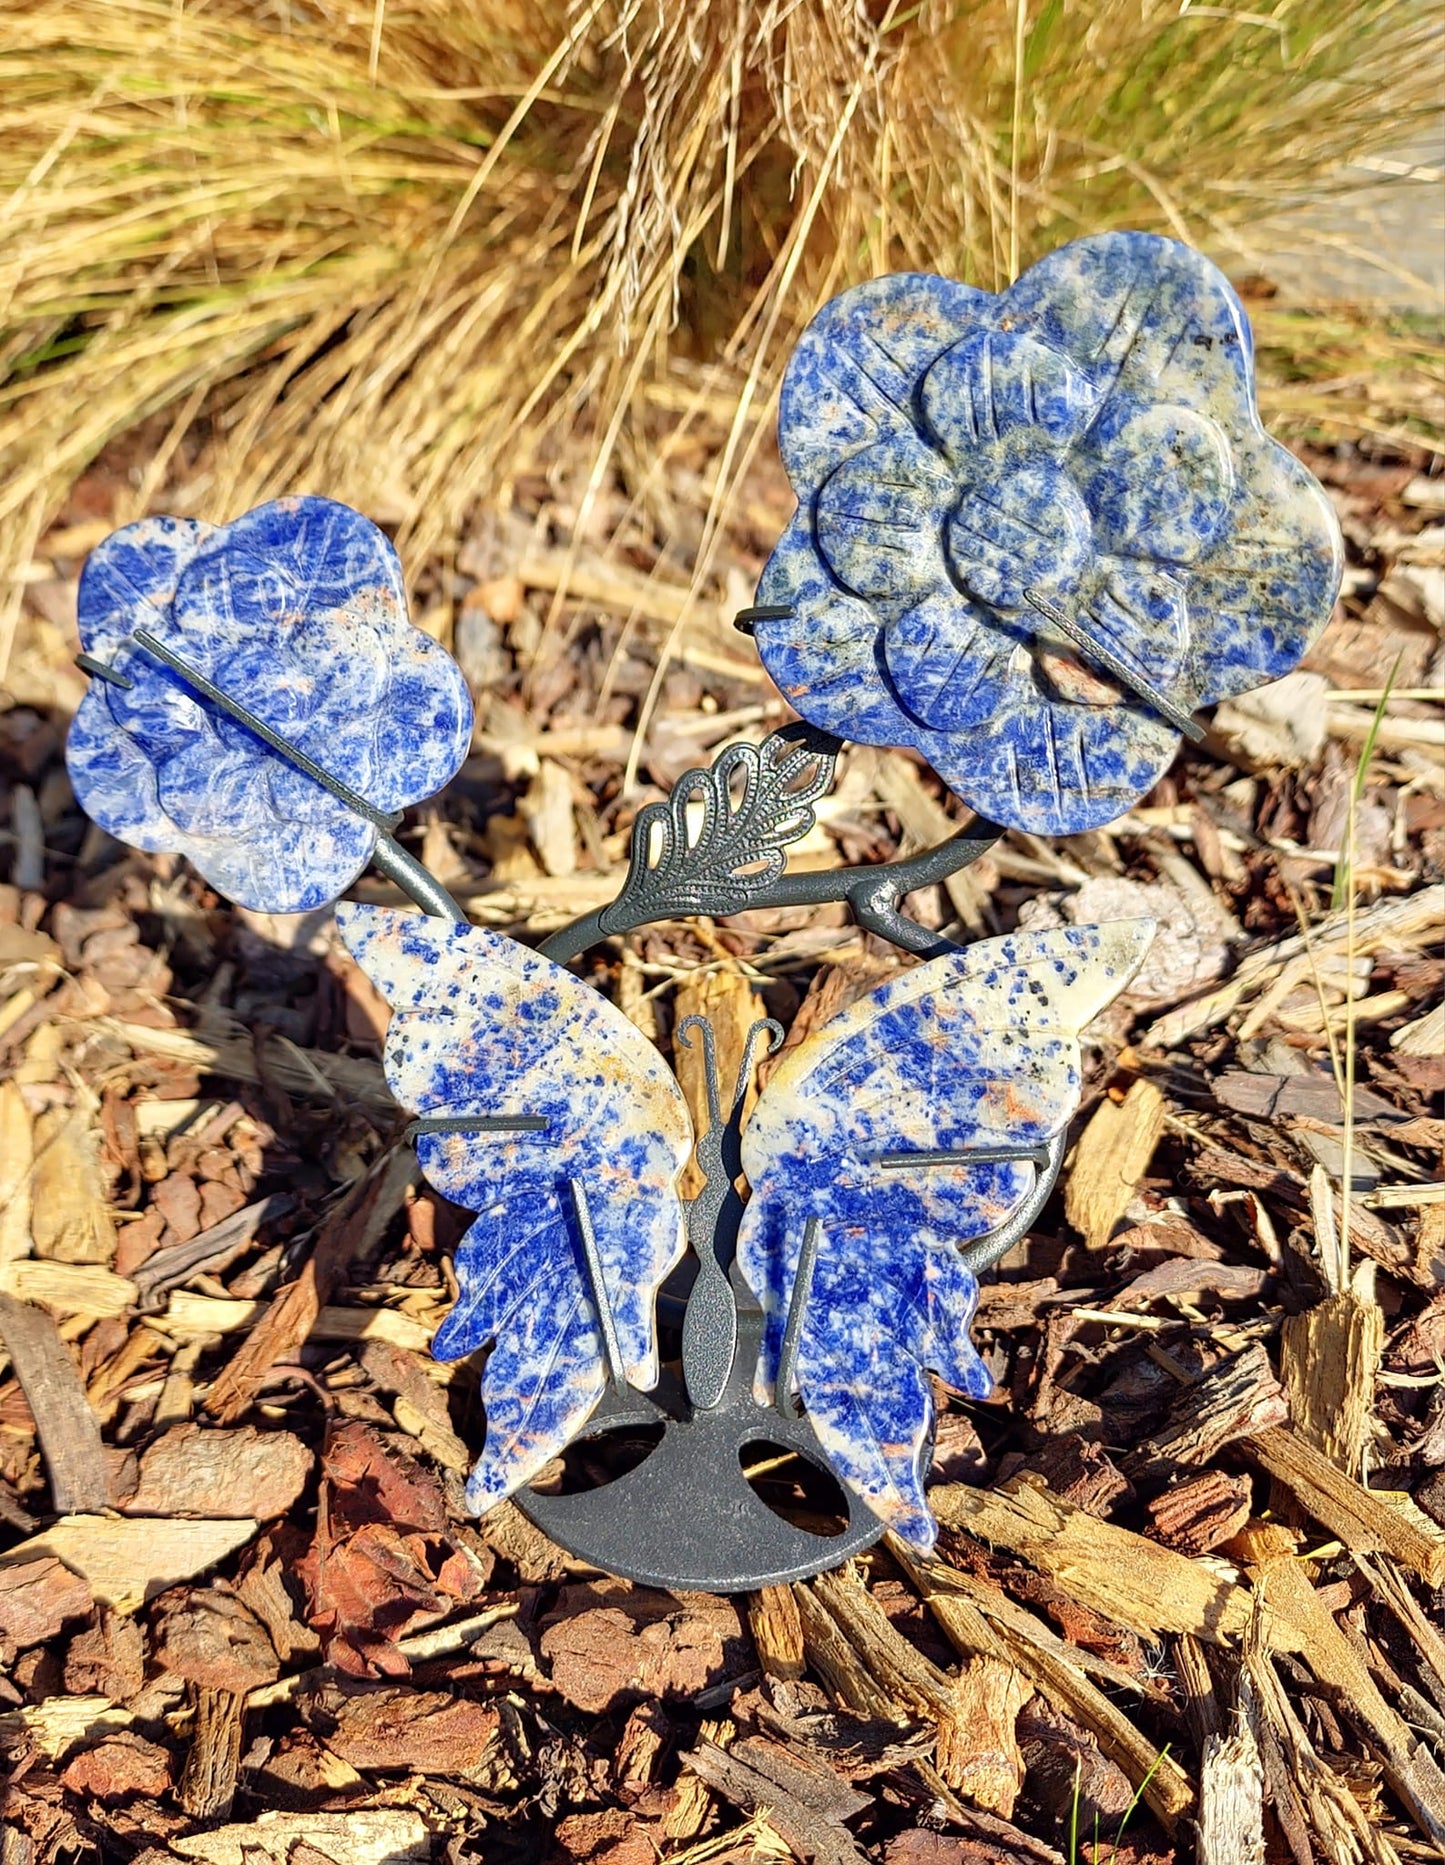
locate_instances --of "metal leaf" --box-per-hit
[601,724,840,927]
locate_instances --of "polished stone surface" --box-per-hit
[755,233,1342,835]
[341,905,1150,1552]
[67,498,473,912]
[337,905,692,1512]
[737,920,1153,1550]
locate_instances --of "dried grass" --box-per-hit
[1,0,1440,659]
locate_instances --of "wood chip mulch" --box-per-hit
[0,415,1442,1864]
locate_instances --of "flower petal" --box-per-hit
[1183,433,1343,705]
[370,630,476,813]
[930,693,1179,836]
[210,640,320,738]
[814,436,954,602]
[779,273,990,494]
[882,590,1014,732]
[945,458,1093,610]
[1077,403,1233,564]
[753,515,917,746]
[264,726,379,823]
[1033,648,1124,709]
[172,496,408,645]
[921,330,1098,462]
[1077,558,1188,698]
[104,649,209,757]
[1000,231,1254,421]
[193,815,376,915]
[66,689,169,848]
[76,516,215,661]
[155,739,271,838]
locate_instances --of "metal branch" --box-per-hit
[370,832,468,923]
[540,817,1003,964]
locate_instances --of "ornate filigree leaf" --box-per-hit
[601,725,839,928]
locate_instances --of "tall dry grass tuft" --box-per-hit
[1,0,1439,656]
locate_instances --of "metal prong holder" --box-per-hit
[63,233,1344,1591]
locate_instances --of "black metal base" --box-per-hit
[517,1315,885,1592]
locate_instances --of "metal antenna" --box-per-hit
[677,1015,723,1132]
[721,1018,784,1182]
[732,1018,785,1113]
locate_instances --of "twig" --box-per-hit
[0,1293,110,1513]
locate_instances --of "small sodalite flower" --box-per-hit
[753,231,1343,835]
[66,497,473,912]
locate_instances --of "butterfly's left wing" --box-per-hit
[338,905,692,1511]
[736,920,1152,1550]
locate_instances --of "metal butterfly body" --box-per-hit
[339,905,1152,1552]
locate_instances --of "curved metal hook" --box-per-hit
[733,1017,784,1112]
[958,1129,1067,1278]
[675,1014,723,1130]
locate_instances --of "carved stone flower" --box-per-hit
[753,232,1342,834]
[66,497,473,912]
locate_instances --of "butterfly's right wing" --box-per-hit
[736,921,1153,1549]
[338,905,692,1512]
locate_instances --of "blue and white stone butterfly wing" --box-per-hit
[337,906,692,1511]
[736,920,1153,1552]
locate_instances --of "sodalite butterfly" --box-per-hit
[339,904,1152,1551]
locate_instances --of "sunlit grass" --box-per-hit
[1,0,1440,664]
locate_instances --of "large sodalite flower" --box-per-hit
[67,497,473,912]
[754,232,1342,835]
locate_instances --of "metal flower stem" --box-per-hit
[369,834,467,923]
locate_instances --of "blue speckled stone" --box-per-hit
[336,904,692,1513]
[737,920,1153,1551]
[66,498,473,913]
[339,904,1151,1548]
[756,233,1343,835]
